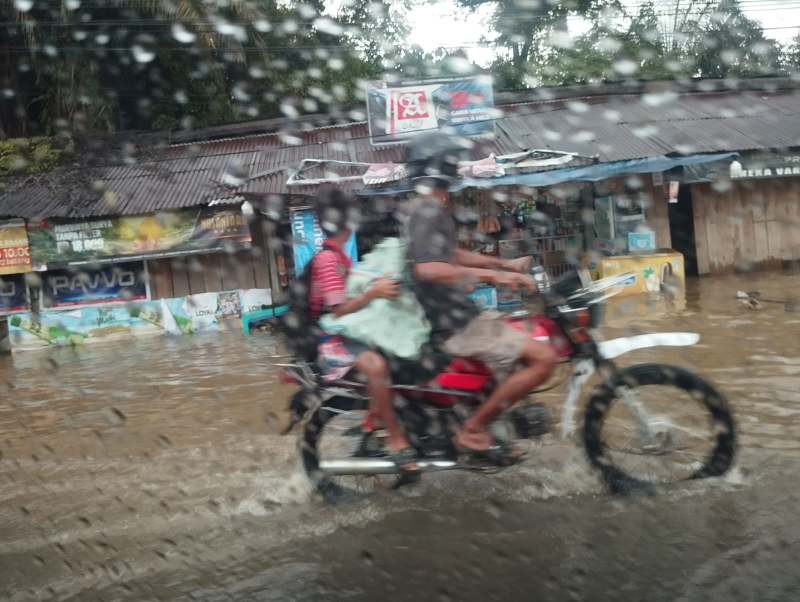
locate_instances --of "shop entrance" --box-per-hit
[668,184,698,276]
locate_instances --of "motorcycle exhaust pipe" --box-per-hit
[319,457,458,475]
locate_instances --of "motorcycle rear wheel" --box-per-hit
[301,396,413,500]
[582,363,736,492]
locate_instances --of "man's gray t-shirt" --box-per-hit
[407,196,480,347]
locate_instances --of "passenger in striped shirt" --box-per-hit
[310,187,419,472]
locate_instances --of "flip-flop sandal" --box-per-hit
[387,446,421,473]
[454,433,525,466]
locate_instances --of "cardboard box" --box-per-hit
[583,250,685,297]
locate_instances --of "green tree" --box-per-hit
[453,0,621,88]
[689,0,783,77]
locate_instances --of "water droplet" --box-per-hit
[132,45,155,63]
[174,90,188,104]
[95,33,110,45]
[9,157,28,172]
[360,550,374,566]
[280,103,299,119]
[613,59,638,76]
[549,30,573,50]
[65,0,80,9]
[254,19,271,32]
[171,23,196,44]
[14,0,34,12]
[314,17,343,36]
[214,19,247,42]
[156,435,172,449]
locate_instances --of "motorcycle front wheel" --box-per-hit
[582,363,736,491]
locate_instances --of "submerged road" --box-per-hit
[2,272,800,601]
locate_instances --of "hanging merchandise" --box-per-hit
[476,190,501,234]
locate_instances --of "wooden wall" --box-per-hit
[146,215,283,300]
[692,178,800,275]
[643,174,672,249]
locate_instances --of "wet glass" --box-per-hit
[1,0,800,600]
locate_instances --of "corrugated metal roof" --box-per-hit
[3,87,800,219]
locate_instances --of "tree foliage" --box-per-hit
[491,0,787,88]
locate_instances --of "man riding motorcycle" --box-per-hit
[405,132,559,462]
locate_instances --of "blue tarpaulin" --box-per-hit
[356,152,739,195]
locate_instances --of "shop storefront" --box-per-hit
[3,204,285,351]
[668,150,800,275]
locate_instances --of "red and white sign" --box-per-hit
[388,86,439,138]
[457,156,504,179]
[363,163,408,185]
[396,91,429,120]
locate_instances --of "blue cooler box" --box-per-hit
[468,285,498,310]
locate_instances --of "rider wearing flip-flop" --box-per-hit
[310,187,419,472]
[405,132,559,463]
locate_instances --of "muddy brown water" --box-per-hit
[2,273,800,601]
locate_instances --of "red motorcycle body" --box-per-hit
[424,315,572,406]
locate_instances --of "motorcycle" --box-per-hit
[276,268,736,498]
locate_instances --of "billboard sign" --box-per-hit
[367,76,494,145]
[42,261,149,308]
[28,207,251,269]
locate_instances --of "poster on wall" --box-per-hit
[8,307,132,350]
[290,208,357,274]
[0,272,28,313]
[218,291,242,318]
[366,76,494,145]
[0,219,31,275]
[182,292,220,331]
[240,288,272,313]
[41,261,148,308]
[27,206,251,269]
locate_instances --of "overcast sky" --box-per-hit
[407,0,800,66]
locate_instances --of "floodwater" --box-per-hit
[3,272,800,601]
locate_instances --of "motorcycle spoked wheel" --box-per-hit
[301,395,419,501]
[582,363,736,493]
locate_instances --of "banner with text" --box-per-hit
[28,207,251,269]
[0,219,31,275]
[42,261,148,308]
[290,208,357,274]
[366,76,494,145]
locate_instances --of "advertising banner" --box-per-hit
[367,76,494,145]
[0,273,28,313]
[182,292,220,331]
[8,307,132,350]
[0,219,31,275]
[290,208,357,274]
[28,207,251,269]
[42,261,148,308]
[240,288,272,313]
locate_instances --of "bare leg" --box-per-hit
[354,351,417,468]
[456,339,558,451]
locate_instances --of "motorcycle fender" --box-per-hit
[597,333,700,360]
[561,359,595,439]
[560,333,699,439]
